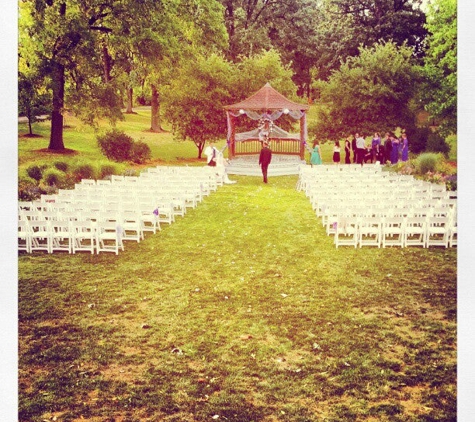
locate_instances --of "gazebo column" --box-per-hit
[299,112,307,160]
[226,112,236,159]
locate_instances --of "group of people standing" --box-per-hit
[310,131,409,166]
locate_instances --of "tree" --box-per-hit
[331,0,427,57]
[313,41,421,139]
[421,0,457,136]
[163,49,297,158]
[163,54,235,158]
[18,72,51,136]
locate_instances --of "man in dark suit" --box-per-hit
[258,141,272,183]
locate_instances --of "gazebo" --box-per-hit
[224,83,309,160]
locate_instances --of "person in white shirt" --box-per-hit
[355,133,366,165]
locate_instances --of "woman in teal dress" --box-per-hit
[310,141,323,165]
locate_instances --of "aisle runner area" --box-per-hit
[18,166,225,255]
[297,164,457,248]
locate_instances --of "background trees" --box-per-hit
[18,0,457,153]
[421,0,457,136]
[312,41,420,139]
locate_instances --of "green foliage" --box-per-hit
[163,50,298,157]
[426,131,450,156]
[129,140,151,164]
[97,130,134,162]
[53,161,69,172]
[421,0,457,135]
[18,175,40,201]
[26,164,46,181]
[98,163,119,179]
[42,168,65,186]
[313,41,420,139]
[410,126,431,154]
[72,163,96,182]
[97,129,151,164]
[416,152,441,174]
[163,53,234,155]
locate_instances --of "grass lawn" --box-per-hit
[18,176,456,421]
[18,108,457,421]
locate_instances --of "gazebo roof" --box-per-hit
[224,82,309,111]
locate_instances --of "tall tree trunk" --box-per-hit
[150,84,164,132]
[48,62,65,150]
[125,86,134,113]
[102,42,112,82]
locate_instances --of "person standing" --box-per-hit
[351,135,357,163]
[401,132,409,162]
[371,132,381,163]
[390,134,400,164]
[333,141,341,164]
[344,136,352,164]
[259,141,272,183]
[383,133,392,164]
[310,141,323,166]
[355,133,366,165]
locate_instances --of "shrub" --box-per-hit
[426,131,450,156]
[445,174,457,191]
[18,175,40,201]
[97,129,134,162]
[73,163,96,182]
[42,168,65,186]
[123,168,139,177]
[410,126,431,154]
[26,164,45,181]
[98,163,119,179]
[416,153,440,174]
[53,161,69,172]
[129,140,151,164]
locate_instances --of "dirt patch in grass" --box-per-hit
[33,148,79,156]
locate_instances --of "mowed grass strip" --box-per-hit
[18,175,456,422]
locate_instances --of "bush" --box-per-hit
[73,163,96,182]
[98,163,119,179]
[53,161,69,172]
[18,175,40,201]
[97,129,134,162]
[129,141,151,164]
[416,153,440,174]
[426,131,450,156]
[410,126,431,154]
[26,164,46,181]
[42,168,65,186]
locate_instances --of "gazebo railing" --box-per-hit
[234,139,302,156]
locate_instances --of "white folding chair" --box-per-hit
[156,200,175,225]
[18,220,32,253]
[96,221,124,255]
[448,212,457,247]
[71,220,96,254]
[425,216,450,248]
[358,217,382,247]
[381,217,405,248]
[138,203,161,234]
[30,220,52,253]
[334,216,359,248]
[121,211,144,243]
[404,217,427,248]
[81,179,96,186]
[50,220,73,253]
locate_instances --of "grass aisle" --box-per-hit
[19,175,456,422]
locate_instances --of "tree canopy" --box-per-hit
[312,41,421,139]
[421,0,457,136]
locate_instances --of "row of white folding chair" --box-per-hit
[333,214,455,248]
[321,203,455,235]
[18,219,123,254]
